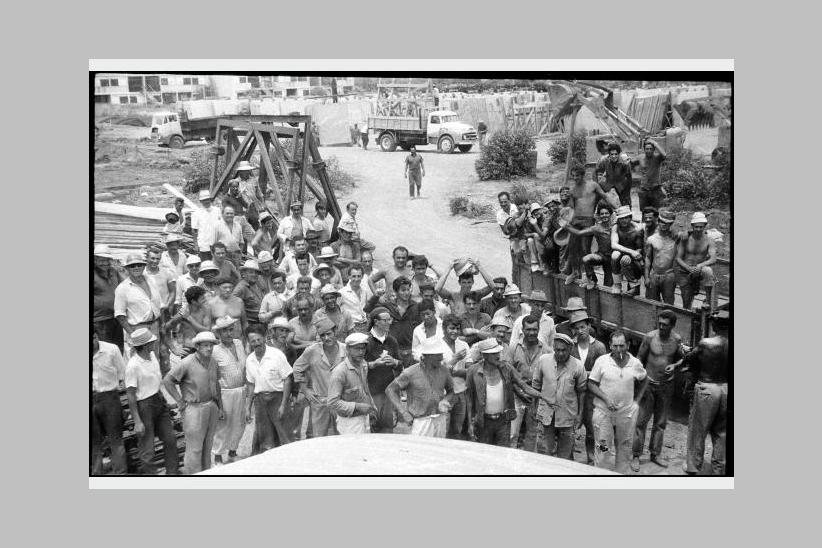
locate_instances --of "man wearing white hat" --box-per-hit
[277,201,315,249]
[327,332,377,434]
[490,284,531,329]
[254,250,278,294]
[163,331,224,474]
[386,337,456,438]
[316,246,345,287]
[313,285,355,342]
[293,318,347,438]
[509,290,556,351]
[568,309,608,464]
[644,208,679,305]
[160,233,188,277]
[610,205,645,295]
[232,260,265,328]
[191,189,222,261]
[230,160,264,227]
[125,328,179,475]
[94,244,126,350]
[115,253,161,357]
[211,316,248,464]
[675,211,717,310]
[198,260,220,298]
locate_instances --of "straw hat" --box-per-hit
[236,160,254,171]
[213,316,238,331]
[477,338,503,354]
[691,212,708,225]
[502,284,522,297]
[312,263,333,279]
[553,207,575,246]
[198,190,212,201]
[489,316,513,330]
[192,331,218,345]
[615,205,633,219]
[268,317,292,331]
[569,310,590,324]
[199,260,219,273]
[240,259,260,271]
[526,290,549,302]
[554,333,574,347]
[345,332,369,346]
[320,284,341,297]
[165,233,183,244]
[658,208,675,224]
[317,246,339,260]
[165,211,180,222]
[130,328,157,347]
[93,244,115,260]
[563,296,587,312]
[185,255,202,266]
[257,250,274,264]
[123,253,147,267]
[419,338,446,356]
[314,318,336,334]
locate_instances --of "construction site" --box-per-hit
[93,75,732,476]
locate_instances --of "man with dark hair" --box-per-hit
[631,139,667,211]
[339,264,373,332]
[435,258,494,317]
[404,145,426,198]
[441,313,470,439]
[364,307,402,433]
[509,290,555,351]
[364,275,420,368]
[283,276,319,319]
[610,205,645,296]
[569,309,608,464]
[94,244,127,350]
[460,291,493,347]
[640,206,659,239]
[258,270,289,323]
[211,205,245,266]
[313,285,356,342]
[502,196,531,287]
[280,236,318,278]
[232,260,265,328]
[595,142,633,208]
[565,161,614,285]
[144,246,177,323]
[166,285,213,352]
[411,299,443,360]
[507,312,550,451]
[115,253,161,358]
[210,277,246,338]
[277,201,315,250]
[479,277,508,317]
[286,253,321,296]
[370,246,413,299]
[419,281,449,319]
[409,254,438,303]
[211,242,240,285]
[312,201,335,246]
[568,202,614,289]
[632,309,685,471]
[587,330,647,474]
[682,310,729,475]
[644,208,679,304]
[286,297,319,353]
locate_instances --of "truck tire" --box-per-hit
[379,132,397,152]
[458,145,473,153]
[438,135,455,153]
[169,135,185,149]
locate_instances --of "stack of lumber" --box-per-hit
[94,202,194,260]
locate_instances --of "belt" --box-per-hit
[131,319,159,328]
[648,378,673,385]
[185,400,217,406]
[92,389,118,399]
[484,412,504,420]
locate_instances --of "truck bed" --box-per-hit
[368,116,424,132]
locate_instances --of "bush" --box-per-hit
[509,182,544,206]
[475,130,536,180]
[661,148,730,210]
[183,147,222,193]
[449,196,493,218]
[547,132,587,166]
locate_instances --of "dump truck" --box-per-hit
[368,78,477,153]
[150,101,281,148]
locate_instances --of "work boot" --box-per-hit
[630,456,641,473]
[650,454,668,468]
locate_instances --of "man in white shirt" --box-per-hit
[587,330,648,474]
[411,299,444,361]
[211,205,245,266]
[277,201,315,249]
[509,290,556,351]
[160,233,188,276]
[144,247,177,322]
[114,253,161,356]
[175,255,203,311]
[244,324,294,452]
[338,264,373,332]
[191,190,222,261]
[92,328,127,475]
[280,238,317,277]
[312,201,335,245]
[286,254,321,295]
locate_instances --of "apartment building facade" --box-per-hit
[93,73,209,105]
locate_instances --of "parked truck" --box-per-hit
[150,101,280,148]
[368,79,477,153]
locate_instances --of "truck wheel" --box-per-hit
[438,135,454,153]
[169,135,185,149]
[379,133,397,152]
[458,145,473,153]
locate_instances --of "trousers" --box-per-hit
[638,187,665,210]
[478,415,511,446]
[582,393,596,461]
[410,414,448,437]
[542,415,575,460]
[253,391,291,453]
[633,380,674,458]
[182,400,218,474]
[567,218,596,275]
[408,171,422,197]
[611,252,643,284]
[593,405,638,474]
[582,253,614,286]
[370,392,396,433]
[676,267,716,309]
[308,401,337,438]
[213,387,246,456]
[91,390,127,475]
[336,414,370,434]
[447,392,467,439]
[685,382,727,475]
[647,271,676,304]
[136,392,179,475]
[514,400,539,451]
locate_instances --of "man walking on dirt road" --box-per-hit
[404,146,425,198]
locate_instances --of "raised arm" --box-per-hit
[435,260,456,298]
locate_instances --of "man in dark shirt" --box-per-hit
[610,205,645,295]
[631,140,667,211]
[404,146,425,199]
[364,307,402,433]
[681,310,729,475]
[94,245,126,350]
[479,277,508,317]
[365,276,420,368]
[595,142,633,209]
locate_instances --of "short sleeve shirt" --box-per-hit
[588,353,647,412]
[125,352,162,401]
[167,353,220,403]
[393,363,454,418]
[245,346,293,393]
[92,341,126,392]
[405,154,424,172]
[532,355,587,427]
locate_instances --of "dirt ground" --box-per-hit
[94,124,723,475]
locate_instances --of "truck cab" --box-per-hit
[150,111,184,148]
[425,110,477,153]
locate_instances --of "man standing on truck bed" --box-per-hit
[404,146,425,199]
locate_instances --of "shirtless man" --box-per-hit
[565,162,614,285]
[676,212,717,311]
[631,310,685,472]
[644,208,679,305]
[566,203,614,289]
[166,285,213,355]
[209,277,247,339]
[370,246,413,299]
[610,206,645,295]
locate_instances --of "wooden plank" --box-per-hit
[212,129,256,198]
[563,100,581,185]
[299,129,312,203]
[254,129,286,215]
[306,134,342,222]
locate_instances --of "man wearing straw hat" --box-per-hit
[163,209,184,235]
[327,332,377,435]
[229,160,263,229]
[490,284,531,328]
[386,338,456,438]
[163,330,224,474]
[191,189,222,261]
[124,328,179,475]
[509,290,556,351]
[555,296,589,337]
[293,318,347,438]
[94,244,126,350]
[115,253,161,358]
[644,208,679,305]
[313,284,356,342]
[160,233,188,277]
[610,205,645,296]
[211,316,248,465]
[232,259,265,329]
[675,211,717,311]
[569,308,608,464]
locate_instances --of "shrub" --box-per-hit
[661,148,730,210]
[475,130,536,180]
[183,147,222,193]
[547,132,587,166]
[509,182,544,206]
[449,196,493,218]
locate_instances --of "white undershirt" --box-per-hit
[485,378,504,415]
[577,339,590,366]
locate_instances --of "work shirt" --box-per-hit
[491,303,532,328]
[339,282,373,324]
[292,341,347,398]
[595,157,633,194]
[312,214,335,243]
[277,216,314,245]
[245,346,293,393]
[125,351,162,401]
[212,220,244,253]
[364,330,401,395]
[92,341,126,392]
[160,251,188,277]
[114,277,160,325]
[506,341,550,399]
[167,353,221,404]
[405,154,424,173]
[479,294,506,318]
[411,319,444,361]
[509,311,556,352]
[327,358,374,417]
[259,291,288,322]
[391,363,454,418]
[460,313,492,347]
[312,307,356,342]
[191,206,222,252]
[588,353,647,413]
[94,266,125,322]
[144,266,175,310]
[175,273,203,305]
[633,151,666,189]
[532,354,587,427]
[233,280,265,322]
[442,337,470,394]
[212,340,247,390]
[289,317,318,344]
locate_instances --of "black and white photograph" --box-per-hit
[91,65,732,481]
